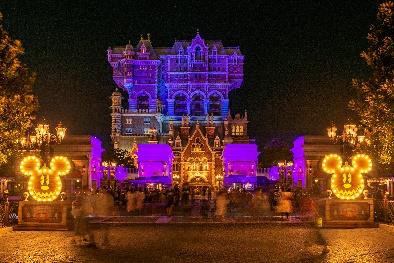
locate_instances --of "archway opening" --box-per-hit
[191,94,204,116]
[174,94,188,116]
[208,94,221,116]
[137,94,149,112]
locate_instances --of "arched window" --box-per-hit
[195,46,202,61]
[174,94,188,116]
[137,94,149,112]
[239,126,244,134]
[190,94,204,116]
[208,94,221,116]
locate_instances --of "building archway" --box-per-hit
[137,93,150,112]
[173,93,188,116]
[208,93,222,116]
[190,93,205,116]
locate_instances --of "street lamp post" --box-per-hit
[327,122,370,158]
[278,160,293,189]
[101,161,117,189]
[16,121,68,198]
[19,121,67,153]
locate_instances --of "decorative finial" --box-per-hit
[128,40,131,45]
[196,28,200,35]
[147,33,151,41]
[140,34,143,41]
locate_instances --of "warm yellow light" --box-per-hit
[20,155,71,202]
[358,135,365,143]
[344,124,357,137]
[55,122,67,142]
[322,154,372,200]
[327,123,337,138]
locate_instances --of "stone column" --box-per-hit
[129,99,137,112]
[221,99,229,118]
[187,100,191,115]
[204,99,208,115]
[167,99,174,116]
[149,99,156,113]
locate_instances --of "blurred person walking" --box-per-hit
[277,188,293,219]
[215,191,229,219]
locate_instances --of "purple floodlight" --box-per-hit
[291,136,306,188]
[136,144,174,184]
[222,144,258,186]
[90,136,103,188]
[115,166,128,181]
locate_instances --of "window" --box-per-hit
[143,127,150,134]
[124,128,133,134]
[232,125,244,136]
[144,117,151,125]
[195,46,202,61]
[191,94,204,116]
[137,94,149,112]
[174,94,188,116]
[208,94,221,116]
[126,118,133,124]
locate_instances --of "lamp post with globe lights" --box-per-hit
[19,121,67,152]
[16,121,68,196]
[326,121,370,158]
[278,160,293,189]
[101,161,117,189]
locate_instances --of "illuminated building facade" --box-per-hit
[107,32,256,189]
[291,135,341,189]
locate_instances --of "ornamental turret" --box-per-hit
[110,89,122,145]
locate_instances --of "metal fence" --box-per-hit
[0,201,18,227]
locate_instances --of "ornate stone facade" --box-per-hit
[108,33,255,188]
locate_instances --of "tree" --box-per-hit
[0,13,38,165]
[102,147,135,168]
[259,138,293,168]
[349,1,394,167]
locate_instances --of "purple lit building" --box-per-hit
[52,135,104,192]
[108,32,244,146]
[107,32,257,190]
[134,144,173,187]
[291,135,340,189]
[223,144,258,189]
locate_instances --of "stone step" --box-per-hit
[13,224,70,231]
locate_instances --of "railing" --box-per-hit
[0,201,19,227]
[374,200,394,224]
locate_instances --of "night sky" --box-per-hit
[0,0,377,148]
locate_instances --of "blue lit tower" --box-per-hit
[108,32,247,149]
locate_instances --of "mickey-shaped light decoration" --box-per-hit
[20,155,71,202]
[322,154,372,200]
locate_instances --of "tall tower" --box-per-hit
[110,89,122,148]
[107,33,245,149]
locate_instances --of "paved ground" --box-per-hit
[320,225,394,263]
[0,224,324,263]
[1,224,394,263]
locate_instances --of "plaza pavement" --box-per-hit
[1,223,394,262]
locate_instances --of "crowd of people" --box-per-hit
[71,184,309,220]
[69,184,317,245]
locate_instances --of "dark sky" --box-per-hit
[0,0,377,147]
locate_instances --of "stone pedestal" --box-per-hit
[318,198,376,228]
[13,201,72,231]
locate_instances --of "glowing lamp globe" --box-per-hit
[322,154,372,200]
[20,156,71,202]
